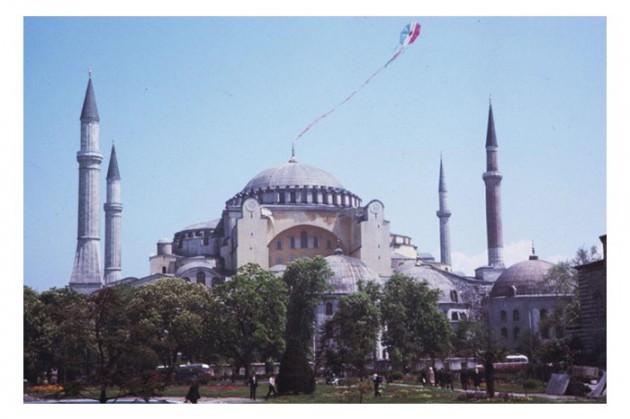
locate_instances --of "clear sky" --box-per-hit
[24,17,606,290]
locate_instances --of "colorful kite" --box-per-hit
[293,22,422,143]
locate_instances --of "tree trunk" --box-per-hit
[99,384,107,404]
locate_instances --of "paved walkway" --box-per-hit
[388,382,583,401]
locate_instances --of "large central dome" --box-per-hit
[242,160,344,192]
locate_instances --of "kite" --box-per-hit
[293,22,422,143]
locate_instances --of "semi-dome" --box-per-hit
[397,264,459,304]
[324,253,381,294]
[490,258,555,298]
[242,160,344,192]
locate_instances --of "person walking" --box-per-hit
[473,367,481,391]
[372,373,382,397]
[265,375,277,400]
[185,381,201,404]
[248,373,258,400]
[460,368,468,391]
[428,366,435,387]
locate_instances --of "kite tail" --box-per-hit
[294,46,407,142]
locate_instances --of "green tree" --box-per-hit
[209,263,288,377]
[321,291,380,376]
[380,274,451,372]
[38,287,92,386]
[127,278,213,373]
[23,287,54,384]
[277,257,332,395]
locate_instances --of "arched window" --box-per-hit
[313,236,319,248]
[500,310,507,322]
[276,240,282,250]
[513,327,520,341]
[290,236,296,249]
[162,266,167,274]
[300,231,308,248]
[325,302,334,316]
[451,311,459,321]
[501,327,508,339]
[450,290,458,303]
[513,309,520,322]
[196,271,206,285]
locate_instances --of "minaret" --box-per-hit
[436,155,452,266]
[482,100,504,268]
[104,144,122,284]
[70,74,103,292]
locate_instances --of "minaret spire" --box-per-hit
[436,154,452,267]
[104,144,123,284]
[70,76,103,293]
[289,141,297,163]
[482,100,504,268]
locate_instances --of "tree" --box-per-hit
[321,291,380,377]
[573,245,601,266]
[380,274,451,372]
[277,257,332,395]
[127,278,213,375]
[209,263,288,377]
[23,287,54,384]
[37,287,92,386]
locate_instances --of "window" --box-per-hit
[290,236,296,249]
[211,277,223,287]
[290,191,296,203]
[196,271,206,285]
[540,309,548,319]
[161,266,167,274]
[513,327,520,341]
[450,290,458,303]
[276,240,282,250]
[501,327,508,339]
[312,191,318,204]
[313,236,319,248]
[325,302,333,316]
[451,311,459,321]
[203,236,209,246]
[300,231,308,248]
[279,192,286,204]
[275,256,283,265]
[513,309,520,322]
[500,310,507,322]
[322,192,328,205]
[460,312,467,320]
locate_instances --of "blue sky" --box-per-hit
[24,17,606,290]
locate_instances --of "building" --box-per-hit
[67,76,591,360]
[575,234,607,367]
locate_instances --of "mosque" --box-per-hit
[68,76,572,352]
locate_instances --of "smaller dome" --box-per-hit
[181,219,220,231]
[396,264,458,304]
[324,254,381,294]
[490,259,555,297]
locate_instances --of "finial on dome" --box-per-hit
[529,240,538,260]
[333,240,344,255]
[289,141,297,163]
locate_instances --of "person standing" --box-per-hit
[185,381,201,404]
[372,373,382,397]
[460,368,468,391]
[473,367,481,391]
[428,366,435,387]
[249,373,258,400]
[265,375,277,400]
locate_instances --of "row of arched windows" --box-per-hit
[275,232,332,251]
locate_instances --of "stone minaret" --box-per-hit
[436,155,452,266]
[483,101,504,268]
[104,145,122,284]
[70,75,103,292]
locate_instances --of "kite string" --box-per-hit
[294,45,407,142]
